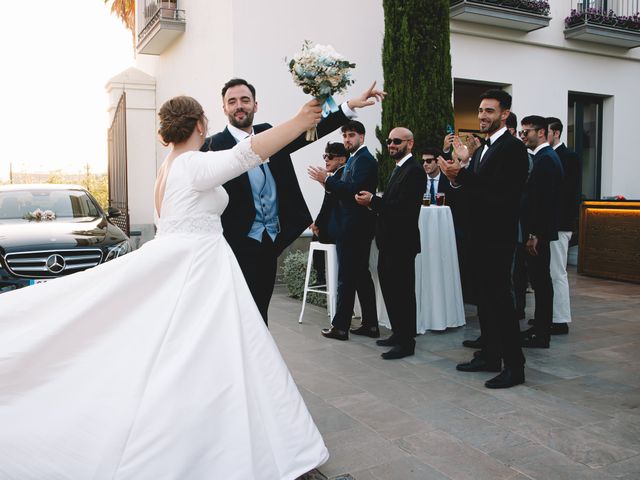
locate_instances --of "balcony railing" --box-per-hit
[564,0,640,48]
[137,1,186,55]
[450,0,551,32]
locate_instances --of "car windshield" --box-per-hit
[0,189,100,219]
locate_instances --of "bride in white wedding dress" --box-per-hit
[0,96,327,479]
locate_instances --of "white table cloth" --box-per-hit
[366,205,466,333]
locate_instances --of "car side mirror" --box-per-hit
[107,206,122,218]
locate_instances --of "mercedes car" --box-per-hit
[0,184,132,293]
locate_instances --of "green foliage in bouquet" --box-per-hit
[376,0,454,190]
[282,250,327,308]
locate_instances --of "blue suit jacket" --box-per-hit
[520,145,564,242]
[324,146,378,242]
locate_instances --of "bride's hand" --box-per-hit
[296,99,323,131]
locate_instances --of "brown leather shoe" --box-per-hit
[321,326,348,341]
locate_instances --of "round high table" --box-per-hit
[368,205,466,333]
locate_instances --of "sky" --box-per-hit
[0,0,134,180]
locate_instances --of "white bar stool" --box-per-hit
[299,241,338,323]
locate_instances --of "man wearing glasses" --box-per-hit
[309,142,349,287]
[309,121,379,341]
[355,127,426,359]
[518,116,564,349]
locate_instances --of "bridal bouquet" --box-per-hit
[23,208,56,221]
[288,41,355,140]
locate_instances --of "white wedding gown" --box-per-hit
[0,141,328,479]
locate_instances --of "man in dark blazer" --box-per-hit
[545,117,581,335]
[309,121,379,341]
[309,142,348,286]
[439,89,529,389]
[355,127,426,359]
[519,115,564,348]
[202,78,384,323]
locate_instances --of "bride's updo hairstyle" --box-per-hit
[158,95,205,145]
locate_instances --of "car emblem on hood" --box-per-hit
[46,254,66,274]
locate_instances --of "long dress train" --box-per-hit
[0,140,329,479]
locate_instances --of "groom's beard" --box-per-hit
[228,108,255,129]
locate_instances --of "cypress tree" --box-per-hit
[376,0,454,189]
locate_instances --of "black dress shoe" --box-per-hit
[381,345,414,360]
[456,357,501,372]
[485,368,525,389]
[550,323,569,335]
[350,325,380,338]
[521,332,550,348]
[376,336,397,347]
[462,336,482,349]
[321,327,348,341]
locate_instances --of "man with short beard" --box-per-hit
[308,121,379,341]
[355,127,425,359]
[439,90,529,388]
[202,78,384,324]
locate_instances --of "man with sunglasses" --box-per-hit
[518,116,564,349]
[309,142,349,286]
[422,147,453,206]
[439,89,529,388]
[309,121,379,341]
[355,127,426,359]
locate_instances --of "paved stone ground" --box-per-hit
[274,266,640,480]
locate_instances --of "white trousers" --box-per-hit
[550,231,572,323]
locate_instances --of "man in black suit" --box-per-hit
[309,142,348,286]
[309,121,379,341]
[422,147,453,206]
[202,78,384,323]
[439,89,529,388]
[545,117,581,335]
[355,127,426,359]
[519,115,564,348]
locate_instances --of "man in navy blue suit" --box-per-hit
[519,115,564,348]
[309,121,379,341]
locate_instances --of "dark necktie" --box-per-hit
[389,165,400,183]
[429,179,436,204]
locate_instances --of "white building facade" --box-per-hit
[109,0,640,244]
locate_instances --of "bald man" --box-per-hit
[356,127,426,359]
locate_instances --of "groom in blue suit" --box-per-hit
[309,121,379,340]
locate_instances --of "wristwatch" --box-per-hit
[528,234,537,240]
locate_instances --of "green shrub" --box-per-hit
[281,250,327,308]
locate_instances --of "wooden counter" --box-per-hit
[578,201,640,283]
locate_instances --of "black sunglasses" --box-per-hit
[386,138,407,145]
[422,157,436,164]
[519,127,541,137]
[322,153,344,160]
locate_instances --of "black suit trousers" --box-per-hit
[527,240,553,340]
[475,245,525,369]
[332,236,378,331]
[377,249,417,349]
[231,231,277,325]
[512,242,528,319]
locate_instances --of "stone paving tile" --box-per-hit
[350,457,451,480]
[267,267,640,479]
[395,430,524,480]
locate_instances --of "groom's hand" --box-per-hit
[347,81,386,110]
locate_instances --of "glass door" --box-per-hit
[568,94,603,200]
